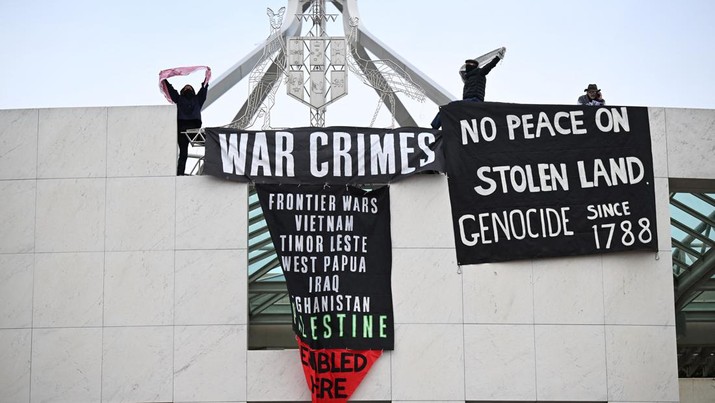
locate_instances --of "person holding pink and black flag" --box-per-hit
[159,66,210,175]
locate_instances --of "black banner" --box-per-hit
[256,184,393,350]
[204,126,443,184]
[441,102,658,264]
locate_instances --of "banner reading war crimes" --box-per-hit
[203,126,443,184]
[256,184,394,350]
[441,102,658,265]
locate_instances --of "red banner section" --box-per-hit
[297,337,382,402]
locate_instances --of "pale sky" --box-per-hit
[1,0,713,129]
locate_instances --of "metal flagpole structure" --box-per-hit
[201,1,459,331]
[202,0,456,129]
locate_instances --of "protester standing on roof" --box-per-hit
[462,50,504,102]
[162,78,208,175]
[431,47,505,129]
[578,84,605,106]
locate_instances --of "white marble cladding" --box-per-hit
[106,106,176,177]
[664,107,715,179]
[0,105,252,403]
[0,180,36,253]
[0,104,698,402]
[38,108,108,178]
[648,107,668,179]
[0,109,38,180]
[0,328,31,402]
[680,378,715,403]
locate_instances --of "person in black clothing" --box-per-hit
[162,79,208,175]
[461,55,501,101]
[431,49,505,129]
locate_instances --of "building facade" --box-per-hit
[0,105,713,402]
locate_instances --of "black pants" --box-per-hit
[177,119,201,175]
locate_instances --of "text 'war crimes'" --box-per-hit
[219,130,437,177]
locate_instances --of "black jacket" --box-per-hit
[462,56,500,101]
[164,80,208,122]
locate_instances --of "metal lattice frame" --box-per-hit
[671,192,715,377]
[203,0,456,335]
[203,0,456,129]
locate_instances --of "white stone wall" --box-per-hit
[680,378,715,403]
[1,104,713,402]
